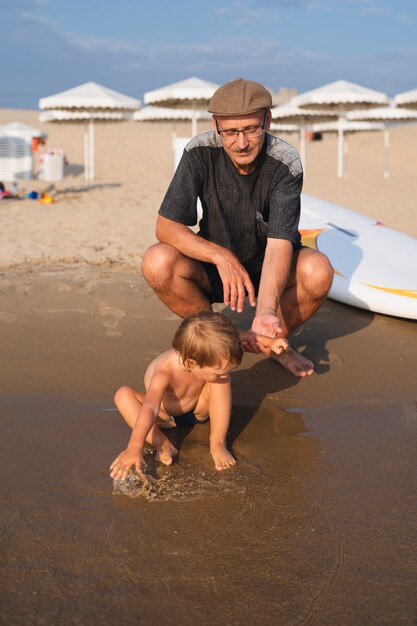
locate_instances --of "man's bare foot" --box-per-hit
[271,347,314,377]
[155,439,178,466]
[210,442,236,471]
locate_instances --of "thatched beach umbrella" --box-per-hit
[394,88,417,110]
[143,77,219,136]
[292,80,389,178]
[269,123,299,134]
[133,105,211,123]
[39,82,140,181]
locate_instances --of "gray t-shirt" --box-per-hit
[159,131,303,263]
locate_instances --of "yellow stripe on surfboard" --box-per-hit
[364,285,417,299]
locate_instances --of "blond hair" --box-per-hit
[172,312,243,368]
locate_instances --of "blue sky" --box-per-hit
[2,0,416,109]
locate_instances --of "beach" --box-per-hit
[1,110,417,625]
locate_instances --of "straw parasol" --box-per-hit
[133,105,211,123]
[347,106,417,177]
[394,88,417,110]
[39,82,140,181]
[143,77,219,136]
[269,123,299,134]
[312,120,384,133]
[270,103,338,173]
[292,80,389,177]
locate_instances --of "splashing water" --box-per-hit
[112,451,265,502]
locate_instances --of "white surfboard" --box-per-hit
[300,194,417,320]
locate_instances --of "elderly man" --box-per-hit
[142,78,333,377]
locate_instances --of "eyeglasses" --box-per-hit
[216,113,267,141]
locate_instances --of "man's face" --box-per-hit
[213,110,270,174]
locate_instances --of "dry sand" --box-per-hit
[1,110,417,269]
[1,110,417,625]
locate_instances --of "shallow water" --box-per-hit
[2,394,417,625]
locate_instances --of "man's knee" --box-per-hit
[299,250,334,295]
[141,243,179,287]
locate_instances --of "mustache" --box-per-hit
[232,147,253,154]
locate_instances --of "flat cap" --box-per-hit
[207,78,272,116]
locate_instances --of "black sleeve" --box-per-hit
[267,164,303,243]
[158,149,200,226]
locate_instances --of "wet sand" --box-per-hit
[1,266,416,625]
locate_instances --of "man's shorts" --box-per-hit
[200,250,265,304]
[200,243,303,304]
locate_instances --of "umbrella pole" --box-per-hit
[191,108,197,137]
[84,129,89,181]
[337,116,344,178]
[384,126,389,179]
[344,139,349,177]
[89,119,95,181]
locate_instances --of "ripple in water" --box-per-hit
[112,451,266,502]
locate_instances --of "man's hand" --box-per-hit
[109,447,142,481]
[214,252,256,313]
[252,313,283,337]
[251,313,284,355]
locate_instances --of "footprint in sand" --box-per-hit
[0,312,15,323]
[16,285,32,296]
[97,304,126,337]
[56,282,72,293]
[78,282,94,295]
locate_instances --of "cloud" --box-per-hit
[396,13,414,24]
[70,35,143,55]
[19,10,144,55]
[214,0,283,24]
[357,5,389,14]
[1,0,416,109]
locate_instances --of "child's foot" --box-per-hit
[155,440,178,466]
[210,442,236,471]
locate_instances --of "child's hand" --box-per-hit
[109,447,142,481]
[270,337,289,356]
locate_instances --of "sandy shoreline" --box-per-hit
[1,109,417,272]
[1,109,417,624]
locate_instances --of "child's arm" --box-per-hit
[110,371,170,480]
[239,330,289,356]
[207,378,236,471]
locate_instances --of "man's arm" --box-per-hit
[156,215,256,312]
[251,238,293,338]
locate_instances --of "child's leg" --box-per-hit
[193,382,236,471]
[114,386,177,465]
